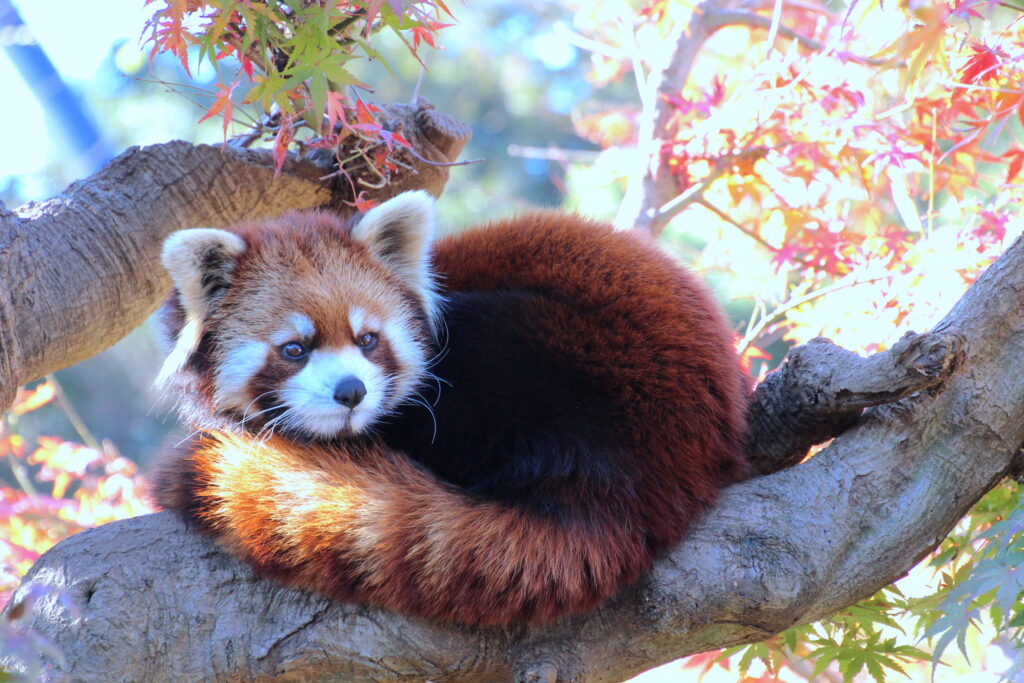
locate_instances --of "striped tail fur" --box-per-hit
[153,430,647,626]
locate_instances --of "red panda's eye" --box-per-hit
[281,342,307,360]
[356,332,378,351]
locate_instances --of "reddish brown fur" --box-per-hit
[157,430,648,625]
[153,209,749,626]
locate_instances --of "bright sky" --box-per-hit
[0,0,149,187]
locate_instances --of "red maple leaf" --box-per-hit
[272,116,295,175]
[352,191,379,212]
[954,44,1005,100]
[1004,149,1024,183]
[198,82,238,141]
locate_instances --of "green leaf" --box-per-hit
[864,656,887,683]
[320,62,366,89]
[736,643,769,678]
[354,37,395,75]
[839,655,864,681]
[308,71,327,134]
[278,65,316,94]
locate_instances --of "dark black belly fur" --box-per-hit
[378,290,625,519]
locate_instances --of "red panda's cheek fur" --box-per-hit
[246,353,307,410]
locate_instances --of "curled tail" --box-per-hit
[154,430,647,626]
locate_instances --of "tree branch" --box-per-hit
[0,101,471,414]
[744,331,967,475]
[614,0,736,234]
[7,232,1023,681]
[613,0,889,235]
[708,9,893,66]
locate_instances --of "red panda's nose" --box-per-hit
[334,377,367,408]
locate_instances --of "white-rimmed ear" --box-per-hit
[156,229,247,388]
[351,191,440,328]
[161,228,246,322]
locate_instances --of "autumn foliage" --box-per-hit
[144,0,448,201]
[564,0,1024,678]
[0,381,151,609]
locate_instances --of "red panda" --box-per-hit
[152,191,749,626]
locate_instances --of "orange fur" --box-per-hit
[169,430,643,624]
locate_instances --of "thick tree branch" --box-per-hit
[746,331,967,475]
[0,101,471,414]
[7,232,1023,681]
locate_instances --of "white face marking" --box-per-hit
[214,341,270,411]
[282,347,388,437]
[383,318,425,399]
[348,308,366,336]
[271,313,315,346]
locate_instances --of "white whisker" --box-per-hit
[407,392,439,444]
[241,391,280,424]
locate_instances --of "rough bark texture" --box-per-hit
[745,331,967,475]
[0,100,471,414]
[6,231,1023,681]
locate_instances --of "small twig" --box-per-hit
[2,415,38,496]
[557,25,626,60]
[328,9,366,39]
[696,198,775,250]
[652,180,712,223]
[781,646,843,683]
[6,454,37,497]
[410,65,426,105]
[506,145,600,163]
[626,22,651,114]
[738,273,891,354]
[705,8,898,67]
[403,144,483,168]
[219,34,273,81]
[648,147,771,228]
[46,374,101,452]
[227,130,264,149]
[134,76,260,127]
[766,0,784,56]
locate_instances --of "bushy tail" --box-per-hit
[153,430,647,626]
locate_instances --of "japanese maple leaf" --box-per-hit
[197,82,238,141]
[272,116,295,174]
[960,44,1005,86]
[352,191,379,212]
[953,43,1006,101]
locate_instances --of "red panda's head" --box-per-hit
[157,191,439,439]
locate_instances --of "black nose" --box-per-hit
[333,377,367,408]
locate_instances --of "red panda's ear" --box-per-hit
[351,191,440,328]
[157,228,247,387]
[161,228,246,323]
